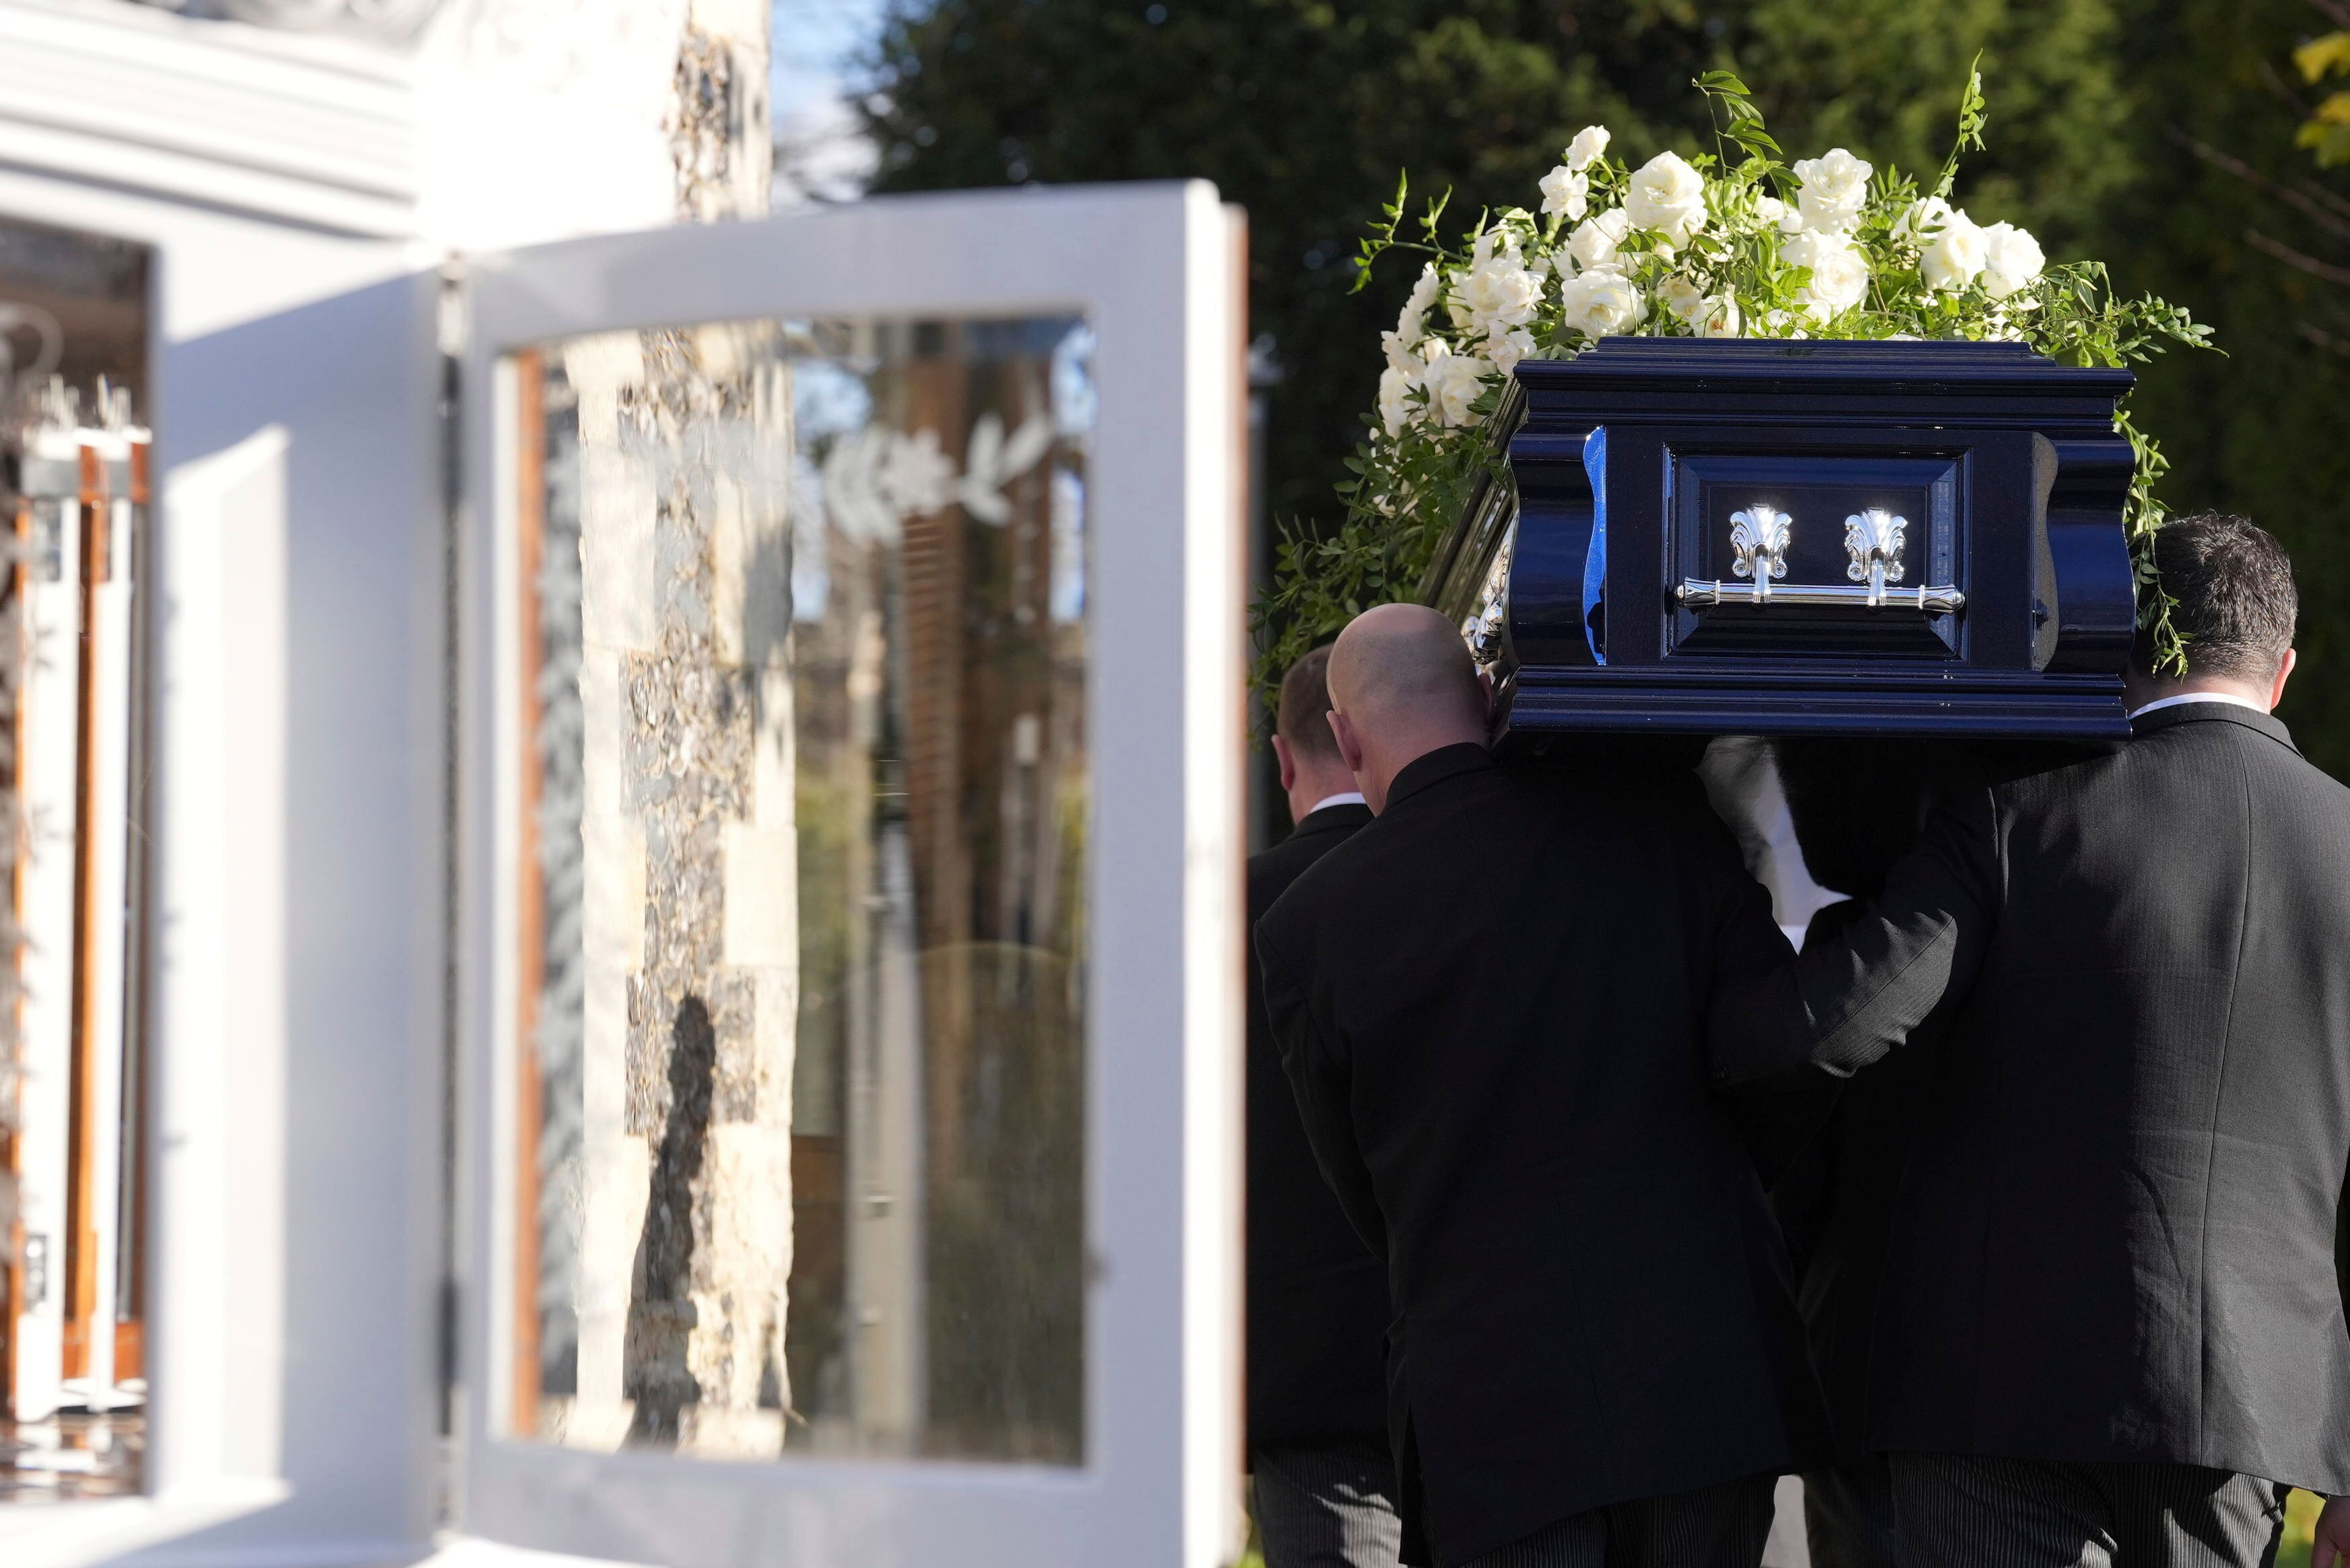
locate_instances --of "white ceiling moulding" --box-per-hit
[177,0,446,47]
[0,0,422,238]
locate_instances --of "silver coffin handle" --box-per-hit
[1675,578,1966,613]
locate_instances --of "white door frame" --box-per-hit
[455,182,1248,1568]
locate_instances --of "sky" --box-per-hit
[770,0,890,207]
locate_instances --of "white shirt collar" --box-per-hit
[2127,692,2270,721]
[1305,790,1367,817]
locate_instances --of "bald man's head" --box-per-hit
[1329,603,1486,734]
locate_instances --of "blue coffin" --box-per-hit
[1425,338,2139,741]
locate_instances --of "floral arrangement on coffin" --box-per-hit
[1253,69,2214,692]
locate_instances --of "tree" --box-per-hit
[2090,0,2350,778]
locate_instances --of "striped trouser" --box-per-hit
[1463,1474,1779,1568]
[1807,1457,1904,1568]
[1889,1454,2288,1568]
[1253,1442,1406,1568]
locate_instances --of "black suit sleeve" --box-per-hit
[1692,805,1840,1183]
[1256,926,1388,1261]
[1712,782,2001,1086]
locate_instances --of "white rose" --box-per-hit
[1566,125,1611,172]
[1753,194,1804,234]
[1419,345,1493,427]
[1980,222,2046,299]
[1660,275,1706,324]
[1792,147,1874,234]
[1539,165,1589,222]
[1484,328,1537,376]
[1658,278,1737,337]
[1695,296,1743,337]
[1918,209,1986,292]
[1566,207,1631,272]
[1456,247,1543,343]
[1783,229,1870,322]
[1396,262,1441,341]
[1624,151,1709,245]
[1378,364,1417,436]
[1384,262,1442,371]
[1558,266,1648,338]
[1447,230,1507,329]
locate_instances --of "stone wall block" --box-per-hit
[710,472,747,666]
[721,821,797,969]
[580,465,657,657]
[752,967,797,1135]
[575,1129,651,1432]
[707,970,759,1125]
[753,665,795,827]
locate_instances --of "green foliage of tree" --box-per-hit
[1738,0,2133,253]
[2292,23,2350,165]
[2093,0,2350,779]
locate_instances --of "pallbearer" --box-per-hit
[1247,646,1398,1568]
[1764,737,1949,1568]
[1717,516,2350,1568]
[1257,603,1826,1568]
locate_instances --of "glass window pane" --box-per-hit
[509,315,1092,1464]
[1,214,154,1502]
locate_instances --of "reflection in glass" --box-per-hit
[511,316,1090,1463]
[1,215,154,1501]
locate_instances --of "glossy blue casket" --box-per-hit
[1425,338,2139,741]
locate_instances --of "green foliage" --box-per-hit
[2295,31,2350,167]
[1737,0,2135,257]
[1251,69,2211,695]
[1698,68,1788,166]
[2280,1488,2322,1568]
[1932,56,1990,200]
[1252,408,1508,704]
[2093,0,2350,779]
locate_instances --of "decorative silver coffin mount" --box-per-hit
[1677,506,1966,613]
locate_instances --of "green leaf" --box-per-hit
[1932,53,1989,200]
[2296,31,2350,84]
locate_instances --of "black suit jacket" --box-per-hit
[1764,739,1950,1466]
[1248,799,1386,1452]
[1768,900,1941,1465]
[1722,702,2350,1491]
[1258,744,1827,1568]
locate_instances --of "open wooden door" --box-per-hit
[456,183,1248,1568]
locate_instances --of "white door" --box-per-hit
[455,183,1248,1568]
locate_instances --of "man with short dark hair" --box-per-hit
[1718,514,2350,1568]
[1248,644,1398,1568]
[1259,603,1825,1568]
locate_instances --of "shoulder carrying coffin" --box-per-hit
[1423,337,2139,741]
